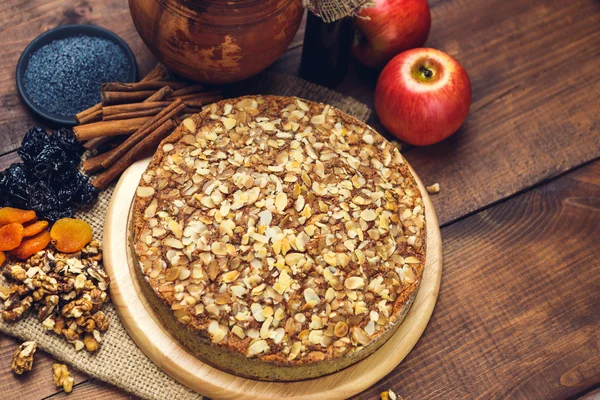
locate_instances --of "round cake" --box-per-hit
[132,96,426,381]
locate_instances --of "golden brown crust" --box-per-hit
[131,96,425,380]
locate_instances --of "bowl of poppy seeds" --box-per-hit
[16,24,137,126]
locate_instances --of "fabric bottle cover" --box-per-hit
[303,0,375,22]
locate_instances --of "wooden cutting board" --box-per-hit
[104,157,442,400]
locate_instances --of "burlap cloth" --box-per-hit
[0,72,370,399]
[303,0,375,22]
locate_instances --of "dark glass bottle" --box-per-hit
[299,12,354,88]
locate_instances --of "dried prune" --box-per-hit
[72,177,98,205]
[20,127,82,169]
[29,145,69,178]
[27,181,59,213]
[18,126,48,164]
[0,126,97,221]
[54,171,98,206]
[41,209,74,222]
[52,128,84,156]
[0,164,29,209]
[52,173,85,202]
[54,173,96,209]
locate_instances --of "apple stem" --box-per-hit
[419,65,433,79]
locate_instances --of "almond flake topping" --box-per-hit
[133,96,425,366]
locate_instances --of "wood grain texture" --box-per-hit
[270,0,600,226]
[46,379,136,399]
[102,158,442,399]
[353,160,600,399]
[0,333,88,398]
[404,0,600,225]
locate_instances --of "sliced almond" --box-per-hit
[246,339,270,357]
[344,276,365,290]
[137,186,155,197]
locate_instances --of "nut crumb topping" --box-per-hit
[133,96,426,364]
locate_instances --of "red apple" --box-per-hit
[375,48,471,146]
[353,0,431,68]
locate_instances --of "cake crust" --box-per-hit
[131,96,426,380]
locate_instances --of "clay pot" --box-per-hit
[129,0,303,84]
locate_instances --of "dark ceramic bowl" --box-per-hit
[16,24,137,126]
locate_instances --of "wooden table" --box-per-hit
[0,0,598,399]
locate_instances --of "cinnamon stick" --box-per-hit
[75,64,167,125]
[101,99,185,168]
[83,151,113,173]
[170,90,222,102]
[102,102,171,118]
[102,107,164,121]
[77,109,102,124]
[75,103,102,125]
[101,85,175,106]
[185,107,205,114]
[175,91,223,102]
[83,136,115,150]
[141,64,169,82]
[73,117,152,141]
[182,96,224,109]
[169,84,206,97]
[101,90,156,106]
[102,81,187,92]
[93,119,177,190]
[144,86,173,103]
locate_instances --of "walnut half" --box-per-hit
[11,341,37,375]
[52,363,74,393]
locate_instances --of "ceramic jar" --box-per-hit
[129,0,303,84]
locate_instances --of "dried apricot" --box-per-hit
[11,230,51,260]
[0,207,36,226]
[0,251,5,266]
[22,220,49,237]
[50,218,93,253]
[0,223,24,251]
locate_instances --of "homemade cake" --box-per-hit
[131,96,426,380]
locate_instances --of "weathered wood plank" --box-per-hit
[270,0,600,226]
[44,378,137,399]
[410,0,600,223]
[0,333,88,399]
[355,160,600,399]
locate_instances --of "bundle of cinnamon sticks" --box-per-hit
[76,65,223,190]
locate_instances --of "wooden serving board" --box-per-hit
[104,157,443,400]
